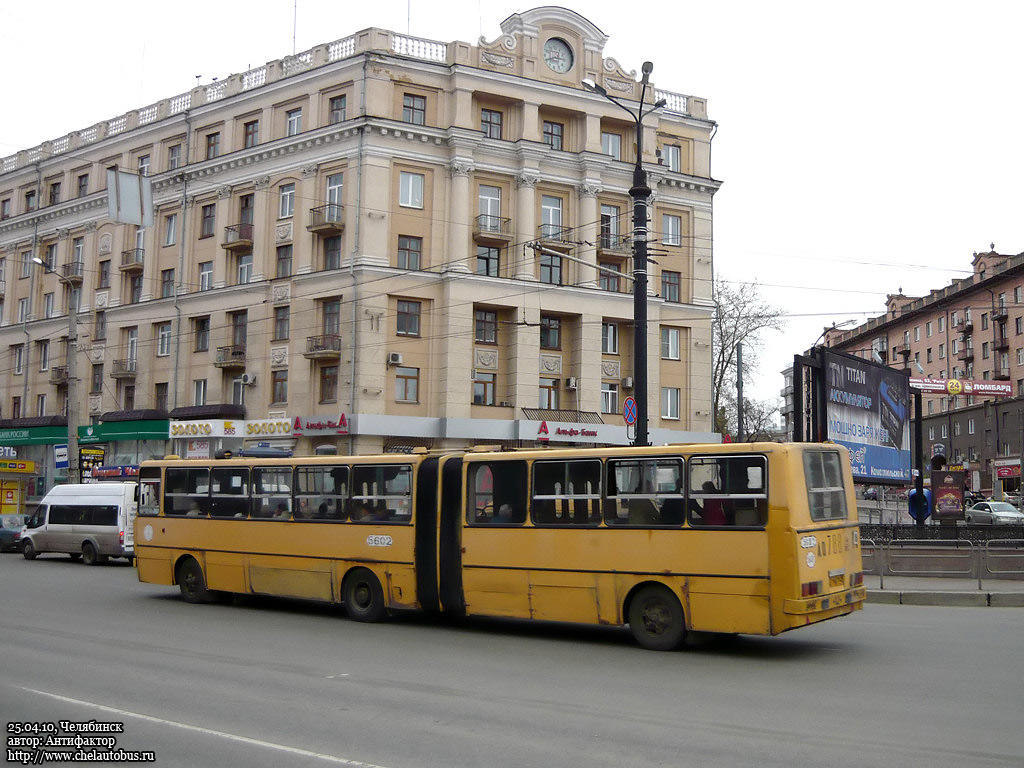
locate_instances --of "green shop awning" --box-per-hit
[78,420,170,444]
[0,425,69,446]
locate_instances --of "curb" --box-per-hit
[867,590,1024,607]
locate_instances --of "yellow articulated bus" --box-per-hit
[135,442,865,650]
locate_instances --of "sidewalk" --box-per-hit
[865,574,1024,607]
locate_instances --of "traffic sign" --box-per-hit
[623,396,637,426]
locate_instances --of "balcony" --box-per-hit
[995,336,1010,351]
[538,223,574,250]
[303,334,342,361]
[214,344,247,370]
[473,214,513,245]
[120,248,144,272]
[994,367,1011,381]
[307,204,344,236]
[957,347,975,362]
[598,233,631,255]
[222,223,254,252]
[62,261,84,285]
[992,304,1008,320]
[111,359,137,379]
[49,365,69,386]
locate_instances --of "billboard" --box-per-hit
[822,349,911,483]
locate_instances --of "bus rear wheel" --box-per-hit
[82,542,100,566]
[343,568,386,622]
[628,585,686,651]
[177,557,212,604]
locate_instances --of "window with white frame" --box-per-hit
[541,195,563,238]
[661,327,680,359]
[661,387,680,419]
[13,345,24,374]
[156,323,172,356]
[37,340,49,371]
[601,382,619,414]
[199,261,213,291]
[285,108,302,136]
[478,185,501,231]
[399,172,424,209]
[43,293,54,319]
[326,173,344,216]
[164,213,177,246]
[193,379,207,406]
[279,183,295,218]
[601,132,621,159]
[237,253,253,284]
[662,213,682,246]
[602,322,618,354]
[663,144,681,172]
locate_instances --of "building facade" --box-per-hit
[824,248,1024,495]
[0,7,719,501]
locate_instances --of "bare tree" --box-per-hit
[712,278,785,436]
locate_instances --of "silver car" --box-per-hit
[965,501,1024,525]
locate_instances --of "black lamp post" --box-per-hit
[584,63,666,447]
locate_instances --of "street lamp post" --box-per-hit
[33,257,79,483]
[584,63,665,447]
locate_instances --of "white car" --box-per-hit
[965,501,1024,525]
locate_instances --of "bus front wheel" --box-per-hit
[343,568,386,622]
[177,558,212,604]
[628,585,686,651]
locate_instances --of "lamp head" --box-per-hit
[582,78,607,97]
[31,256,45,267]
[641,61,654,76]
[654,98,667,109]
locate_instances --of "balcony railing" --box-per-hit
[223,223,254,252]
[957,347,975,362]
[62,261,84,284]
[994,336,1010,351]
[49,365,69,385]
[538,224,574,245]
[303,334,343,360]
[994,367,1011,380]
[214,344,247,369]
[992,304,1008,320]
[120,248,144,272]
[598,233,631,253]
[111,359,137,379]
[473,214,513,243]
[307,204,345,235]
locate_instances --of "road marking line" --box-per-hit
[19,686,390,768]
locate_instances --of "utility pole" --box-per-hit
[583,64,666,447]
[736,342,745,441]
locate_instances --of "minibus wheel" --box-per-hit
[628,584,686,651]
[342,568,386,622]
[22,540,36,560]
[82,541,100,566]
[177,557,211,604]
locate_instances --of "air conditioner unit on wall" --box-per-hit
[240,373,257,385]
[565,377,578,390]
[621,376,634,389]
[387,352,404,367]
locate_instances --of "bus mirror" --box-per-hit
[747,466,764,491]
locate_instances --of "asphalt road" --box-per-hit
[1,553,1022,768]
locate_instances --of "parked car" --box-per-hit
[964,501,1024,525]
[862,486,878,500]
[0,514,25,552]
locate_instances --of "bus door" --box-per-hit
[437,456,464,617]
[414,457,440,614]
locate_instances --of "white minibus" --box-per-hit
[21,483,137,564]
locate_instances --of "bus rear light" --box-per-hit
[801,581,822,597]
[851,572,863,587]
[119,531,124,546]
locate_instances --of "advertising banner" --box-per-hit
[823,349,912,483]
[932,470,966,520]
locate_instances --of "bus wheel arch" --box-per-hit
[342,567,387,622]
[175,555,212,604]
[625,582,687,651]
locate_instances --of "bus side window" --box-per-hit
[467,460,527,525]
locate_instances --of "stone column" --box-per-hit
[445,160,473,273]
[514,172,538,280]
[577,182,601,288]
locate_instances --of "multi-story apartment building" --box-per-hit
[823,247,1024,495]
[0,7,719,501]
